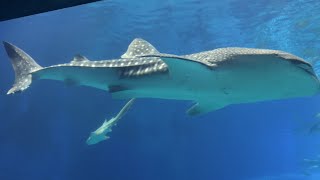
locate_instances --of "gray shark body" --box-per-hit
[3,39,320,115]
[86,98,135,145]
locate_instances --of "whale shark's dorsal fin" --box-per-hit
[71,54,90,63]
[121,38,159,58]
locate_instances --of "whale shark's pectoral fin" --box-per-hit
[187,102,227,116]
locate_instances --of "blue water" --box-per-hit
[1,0,320,179]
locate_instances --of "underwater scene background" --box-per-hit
[1,0,320,179]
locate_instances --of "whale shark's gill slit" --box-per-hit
[118,62,168,78]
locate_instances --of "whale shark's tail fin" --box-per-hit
[3,42,43,95]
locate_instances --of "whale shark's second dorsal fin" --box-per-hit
[71,54,90,63]
[121,38,159,58]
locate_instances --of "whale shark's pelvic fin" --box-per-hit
[187,102,226,116]
[121,38,159,58]
[3,42,42,95]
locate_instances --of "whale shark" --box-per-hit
[3,38,320,116]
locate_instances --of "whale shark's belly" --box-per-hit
[124,55,320,105]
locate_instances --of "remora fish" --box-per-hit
[86,98,135,145]
[3,38,320,115]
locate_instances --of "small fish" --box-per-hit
[86,98,135,145]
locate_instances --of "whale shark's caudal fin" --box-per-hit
[3,42,43,94]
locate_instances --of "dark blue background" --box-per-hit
[1,1,320,179]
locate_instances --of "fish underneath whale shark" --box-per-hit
[3,38,320,116]
[86,98,135,145]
